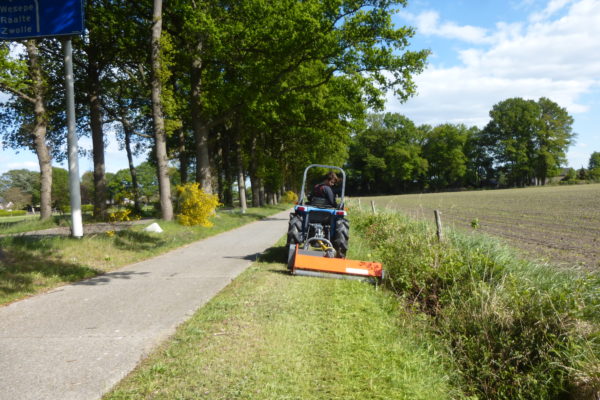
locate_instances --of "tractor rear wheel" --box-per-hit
[333,218,349,258]
[287,244,296,270]
[287,214,303,246]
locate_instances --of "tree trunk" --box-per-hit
[87,50,107,219]
[26,40,53,220]
[258,180,265,206]
[122,120,141,212]
[250,173,260,207]
[190,42,213,193]
[236,141,247,212]
[178,129,189,184]
[150,0,173,221]
[222,134,233,207]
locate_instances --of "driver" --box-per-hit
[310,172,339,208]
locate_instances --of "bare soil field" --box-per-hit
[359,183,600,270]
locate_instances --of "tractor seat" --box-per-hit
[307,210,334,225]
[307,196,336,209]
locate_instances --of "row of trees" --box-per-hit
[0,0,429,220]
[0,162,162,212]
[347,97,580,193]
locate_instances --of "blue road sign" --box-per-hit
[0,0,84,40]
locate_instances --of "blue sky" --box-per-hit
[388,0,600,169]
[1,0,599,175]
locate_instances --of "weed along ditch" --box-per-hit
[103,205,598,400]
[352,207,599,399]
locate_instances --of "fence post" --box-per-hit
[371,200,376,214]
[434,210,443,242]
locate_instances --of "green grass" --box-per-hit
[104,241,461,400]
[350,206,599,399]
[0,214,68,234]
[0,206,288,305]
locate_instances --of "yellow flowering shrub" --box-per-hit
[176,182,221,227]
[108,208,140,222]
[281,190,298,204]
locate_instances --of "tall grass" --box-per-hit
[351,208,599,399]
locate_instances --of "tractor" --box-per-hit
[286,164,383,281]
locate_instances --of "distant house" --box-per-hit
[0,200,15,211]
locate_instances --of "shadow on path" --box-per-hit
[73,271,150,286]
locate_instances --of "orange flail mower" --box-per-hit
[285,164,384,283]
[288,244,384,282]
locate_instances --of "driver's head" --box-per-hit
[324,171,339,186]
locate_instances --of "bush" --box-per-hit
[281,191,298,204]
[175,183,221,227]
[352,210,599,399]
[108,208,141,222]
[0,210,27,217]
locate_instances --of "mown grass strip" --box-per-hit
[104,242,461,400]
[0,206,287,305]
[0,214,67,234]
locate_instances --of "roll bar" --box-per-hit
[297,164,346,209]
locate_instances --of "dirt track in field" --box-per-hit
[360,184,600,270]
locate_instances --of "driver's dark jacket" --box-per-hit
[310,183,337,208]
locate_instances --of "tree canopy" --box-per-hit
[481,97,574,186]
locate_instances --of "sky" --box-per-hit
[1,0,599,175]
[388,0,600,169]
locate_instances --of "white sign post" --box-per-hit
[62,38,82,237]
[1,0,85,238]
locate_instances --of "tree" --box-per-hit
[150,0,174,220]
[51,167,70,212]
[80,171,95,205]
[482,97,574,186]
[563,168,577,181]
[0,41,54,219]
[589,152,600,180]
[423,124,474,190]
[464,129,495,187]
[170,0,428,195]
[108,162,159,206]
[347,113,427,194]
[0,169,41,206]
[588,151,600,170]
[2,187,32,210]
[533,97,574,184]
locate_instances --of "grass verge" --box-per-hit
[0,206,287,305]
[0,214,71,234]
[351,207,599,399]
[104,240,461,400]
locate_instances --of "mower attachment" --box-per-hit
[288,244,384,283]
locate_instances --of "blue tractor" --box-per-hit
[286,165,350,266]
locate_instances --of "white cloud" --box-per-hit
[399,10,492,44]
[5,161,39,171]
[390,0,600,122]
[388,0,600,167]
[530,0,575,21]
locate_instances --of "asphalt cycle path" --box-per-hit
[0,210,290,400]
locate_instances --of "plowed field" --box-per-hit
[359,184,600,270]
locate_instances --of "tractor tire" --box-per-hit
[287,244,296,270]
[287,214,303,246]
[333,218,349,258]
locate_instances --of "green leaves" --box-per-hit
[482,97,575,186]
